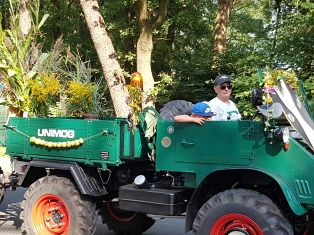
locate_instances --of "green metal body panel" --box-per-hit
[6,117,147,167]
[155,120,314,215]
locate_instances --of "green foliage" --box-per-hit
[303,76,314,115]
[0,1,111,118]
[0,0,49,113]
[233,73,260,119]
[39,0,96,61]
[2,0,314,119]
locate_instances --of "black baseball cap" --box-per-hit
[214,74,231,85]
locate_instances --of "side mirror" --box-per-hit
[251,87,263,107]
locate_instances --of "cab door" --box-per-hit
[174,120,251,165]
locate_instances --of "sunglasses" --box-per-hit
[218,84,233,90]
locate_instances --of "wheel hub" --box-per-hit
[212,214,263,235]
[48,206,64,225]
[227,228,250,235]
[50,207,62,223]
[45,205,67,231]
[33,195,69,234]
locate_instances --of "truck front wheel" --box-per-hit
[192,189,293,235]
[100,201,155,235]
[20,175,97,235]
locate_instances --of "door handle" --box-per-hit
[181,139,195,147]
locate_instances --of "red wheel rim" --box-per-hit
[107,202,137,222]
[32,194,70,235]
[211,214,263,235]
[302,213,311,235]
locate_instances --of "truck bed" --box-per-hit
[5,117,148,166]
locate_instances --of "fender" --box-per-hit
[259,168,307,215]
[19,159,107,197]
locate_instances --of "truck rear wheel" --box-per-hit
[100,201,155,235]
[20,175,97,235]
[192,189,293,235]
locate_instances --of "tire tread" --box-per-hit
[192,189,293,235]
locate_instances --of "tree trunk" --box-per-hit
[80,0,129,117]
[134,0,167,108]
[213,0,234,62]
[135,0,154,108]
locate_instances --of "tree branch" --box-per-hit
[152,0,167,30]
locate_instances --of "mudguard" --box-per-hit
[19,159,107,197]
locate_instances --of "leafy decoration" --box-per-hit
[0,0,49,113]
[29,73,62,117]
[261,69,298,131]
[126,85,143,133]
[66,81,96,116]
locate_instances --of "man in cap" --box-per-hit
[174,102,216,125]
[206,74,241,121]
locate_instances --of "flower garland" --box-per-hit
[261,69,298,131]
[262,70,298,103]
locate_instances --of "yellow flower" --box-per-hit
[66,80,96,114]
[266,96,272,103]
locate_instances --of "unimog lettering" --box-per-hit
[37,129,75,138]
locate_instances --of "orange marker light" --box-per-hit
[130,72,143,89]
[283,142,290,151]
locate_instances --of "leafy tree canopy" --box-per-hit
[1,0,313,118]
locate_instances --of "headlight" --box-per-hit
[273,127,289,142]
[274,127,290,151]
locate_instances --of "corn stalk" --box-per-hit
[0,0,48,113]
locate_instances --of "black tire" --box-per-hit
[100,201,155,235]
[159,100,194,120]
[192,189,293,235]
[20,175,97,235]
[289,211,314,235]
[302,212,314,235]
[0,187,5,205]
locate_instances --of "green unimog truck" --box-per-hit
[1,79,314,235]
